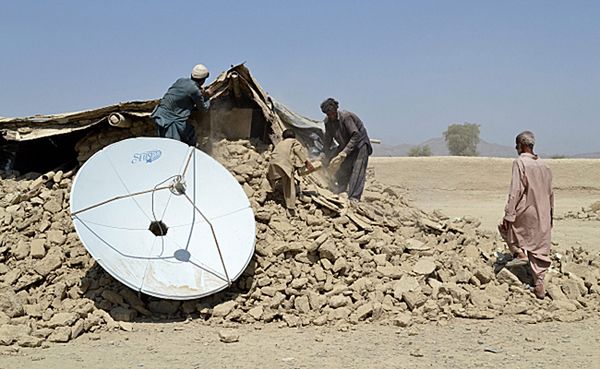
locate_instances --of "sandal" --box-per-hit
[505,256,528,267]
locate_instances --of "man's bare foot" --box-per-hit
[513,250,527,261]
[505,250,528,267]
[533,284,545,299]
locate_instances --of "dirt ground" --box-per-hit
[370,157,600,255]
[2,318,599,369]
[2,157,599,369]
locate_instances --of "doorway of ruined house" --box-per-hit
[196,86,272,149]
[0,130,86,176]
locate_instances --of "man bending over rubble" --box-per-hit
[267,129,315,217]
[499,131,554,299]
[151,64,211,146]
[320,98,373,202]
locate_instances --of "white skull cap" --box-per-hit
[191,64,209,79]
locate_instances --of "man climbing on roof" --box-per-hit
[151,64,211,146]
[267,129,315,217]
[320,97,373,202]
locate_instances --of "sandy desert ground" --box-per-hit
[1,157,599,369]
[370,157,600,255]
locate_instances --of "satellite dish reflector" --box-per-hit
[70,137,255,300]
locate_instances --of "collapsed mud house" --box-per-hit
[0,64,598,348]
[0,64,324,174]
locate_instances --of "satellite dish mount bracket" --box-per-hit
[169,175,187,195]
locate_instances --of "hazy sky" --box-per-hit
[1,1,598,155]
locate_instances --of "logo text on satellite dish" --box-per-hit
[131,150,162,164]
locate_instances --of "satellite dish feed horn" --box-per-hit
[69,138,255,299]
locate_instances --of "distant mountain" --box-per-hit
[570,152,600,159]
[372,137,516,157]
[370,143,413,157]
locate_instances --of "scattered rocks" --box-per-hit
[30,239,46,258]
[329,295,350,309]
[218,330,239,343]
[405,239,429,251]
[0,138,598,350]
[403,291,428,311]
[561,279,583,300]
[13,240,30,260]
[352,303,374,321]
[551,300,577,312]
[17,335,44,348]
[293,296,310,314]
[413,258,436,275]
[496,268,522,287]
[212,301,236,318]
[47,327,71,343]
[392,312,412,327]
[33,251,62,277]
[561,201,600,221]
[248,306,264,320]
[0,324,25,345]
[46,312,79,328]
[46,230,66,245]
[0,288,24,318]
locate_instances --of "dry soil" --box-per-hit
[2,157,599,369]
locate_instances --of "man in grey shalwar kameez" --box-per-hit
[499,131,554,299]
[320,98,373,201]
[151,64,211,146]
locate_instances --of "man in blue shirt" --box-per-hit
[151,64,211,146]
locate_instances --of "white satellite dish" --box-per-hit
[70,137,255,300]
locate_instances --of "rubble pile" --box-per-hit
[0,139,599,349]
[558,201,600,221]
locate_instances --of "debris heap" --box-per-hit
[0,139,599,349]
[558,201,600,221]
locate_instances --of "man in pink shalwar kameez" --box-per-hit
[499,131,554,299]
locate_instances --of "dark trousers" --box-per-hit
[156,120,197,146]
[337,144,369,200]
